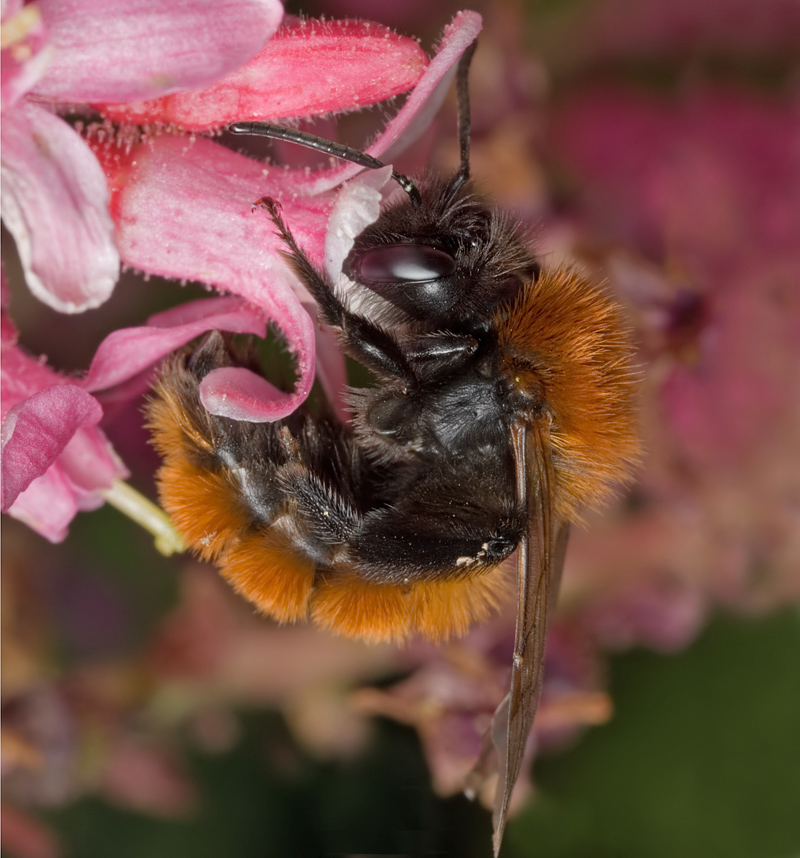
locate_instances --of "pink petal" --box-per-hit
[1,384,102,510]
[311,319,349,422]
[324,165,392,279]
[84,296,268,392]
[147,296,260,328]
[32,0,283,104]
[0,322,128,535]
[6,464,80,543]
[102,135,319,411]
[301,11,483,195]
[57,423,128,501]
[98,17,428,130]
[102,133,331,288]
[1,102,119,312]
[1,3,53,108]
[199,366,295,422]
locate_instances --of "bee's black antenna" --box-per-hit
[229,122,422,208]
[448,39,477,199]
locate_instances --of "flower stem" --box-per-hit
[101,480,185,556]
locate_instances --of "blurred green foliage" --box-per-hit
[42,610,800,858]
[511,610,800,858]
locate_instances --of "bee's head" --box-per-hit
[341,177,537,327]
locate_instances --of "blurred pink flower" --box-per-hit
[0,802,59,858]
[149,564,399,695]
[353,617,611,810]
[552,85,800,607]
[1,0,283,313]
[100,739,197,818]
[573,0,800,64]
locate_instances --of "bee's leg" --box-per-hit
[399,332,481,382]
[257,198,415,386]
[277,461,360,557]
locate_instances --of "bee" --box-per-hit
[147,40,639,855]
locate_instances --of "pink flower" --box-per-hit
[352,617,611,811]
[96,12,482,421]
[0,305,129,542]
[1,0,283,313]
[551,85,800,608]
[2,3,452,541]
[1,289,280,543]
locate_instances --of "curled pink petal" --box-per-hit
[32,0,283,104]
[324,165,393,280]
[302,11,483,196]
[99,17,428,130]
[1,384,102,510]
[84,296,268,392]
[199,366,297,422]
[1,102,119,312]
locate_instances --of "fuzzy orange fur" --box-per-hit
[496,264,640,521]
[309,563,513,644]
[409,564,512,641]
[220,529,316,623]
[310,573,414,643]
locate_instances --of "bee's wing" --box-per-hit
[491,419,569,856]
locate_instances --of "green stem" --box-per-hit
[101,480,185,556]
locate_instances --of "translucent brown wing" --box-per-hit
[491,419,569,855]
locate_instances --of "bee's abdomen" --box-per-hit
[147,334,512,642]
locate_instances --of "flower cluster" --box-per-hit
[2,0,798,853]
[2,0,478,541]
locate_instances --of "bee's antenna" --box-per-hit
[229,122,422,208]
[448,39,477,199]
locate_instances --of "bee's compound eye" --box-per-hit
[354,244,457,285]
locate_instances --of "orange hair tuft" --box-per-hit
[497,265,640,520]
[220,528,316,623]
